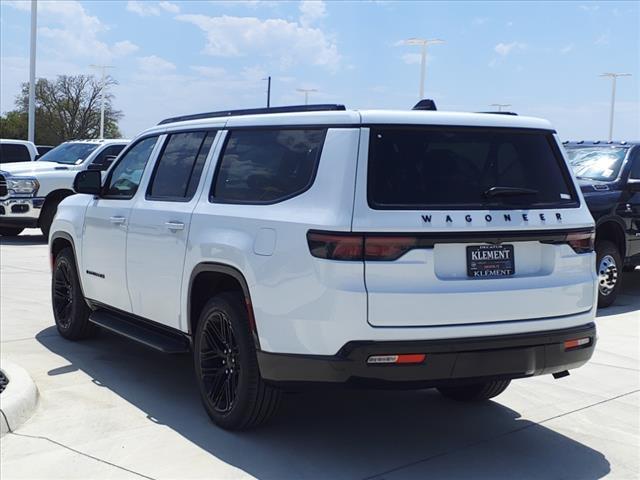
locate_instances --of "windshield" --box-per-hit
[565,147,628,181]
[368,127,577,209]
[37,143,99,164]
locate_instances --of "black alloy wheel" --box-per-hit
[53,260,74,329]
[199,310,241,414]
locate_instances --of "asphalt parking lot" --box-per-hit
[1,230,638,480]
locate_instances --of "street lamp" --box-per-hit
[490,103,512,112]
[89,64,115,139]
[296,88,317,105]
[600,73,632,141]
[403,38,445,100]
[28,0,37,143]
[262,76,271,108]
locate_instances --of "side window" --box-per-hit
[630,152,640,180]
[90,145,126,171]
[104,137,158,199]
[0,144,32,163]
[147,131,215,201]
[211,128,326,203]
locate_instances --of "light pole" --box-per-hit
[600,72,631,141]
[89,64,114,139]
[403,38,445,100]
[28,0,37,143]
[296,88,317,105]
[262,76,271,108]
[490,103,512,112]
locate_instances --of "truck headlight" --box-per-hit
[7,177,40,194]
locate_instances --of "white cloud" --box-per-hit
[112,40,140,57]
[159,1,180,14]
[560,43,574,54]
[126,1,160,16]
[138,55,176,73]
[579,4,600,13]
[595,33,609,45]
[494,42,526,56]
[299,0,326,27]
[190,66,227,78]
[506,21,514,27]
[176,13,341,71]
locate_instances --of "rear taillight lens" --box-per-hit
[307,231,420,261]
[566,230,595,254]
[365,236,418,261]
[307,232,363,260]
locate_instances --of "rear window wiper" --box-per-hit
[483,186,539,198]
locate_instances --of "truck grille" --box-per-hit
[0,174,7,197]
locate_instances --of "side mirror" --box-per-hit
[628,179,640,192]
[73,170,102,195]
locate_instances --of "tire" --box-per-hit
[194,292,281,430]
[39,200,58,238]
[437,379,511,402]
[0,227,24,237]
[52,247,96,340]
[596,240,623,308]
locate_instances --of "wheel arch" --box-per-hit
[188,263,259,348]
[596,217,627,259]
[50,231,89,300]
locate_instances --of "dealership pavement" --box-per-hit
[1,231,638,480]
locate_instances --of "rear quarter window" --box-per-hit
[368,127,578,210]
[211,128,326,204]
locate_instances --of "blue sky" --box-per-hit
[1,0,638,139]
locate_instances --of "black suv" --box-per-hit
[564,141,640,307]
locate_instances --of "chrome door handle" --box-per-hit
[109,216,126,225]
[165,221,185,231]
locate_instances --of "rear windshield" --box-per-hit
[0,143,32,163]
[38,142,99,164]
[368,127,578,209]
[565,146,629,181]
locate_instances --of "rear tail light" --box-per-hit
[565,230,595,254]
[307,231,419,261]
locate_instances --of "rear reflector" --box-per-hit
[367,353,426,364]
[564,337,591,350]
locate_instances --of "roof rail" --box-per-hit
[477,111,518,116]
[158,104,347,125]
[412,99,437,111]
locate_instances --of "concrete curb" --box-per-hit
[0,359,39,436]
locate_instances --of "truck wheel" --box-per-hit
[0,227,24,237]
[596,240,622,308]
[194,292,281,430]
[39,200,58,238]
[52,247,96,340]
[437,380,511,401]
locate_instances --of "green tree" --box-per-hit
[0,74,123,144]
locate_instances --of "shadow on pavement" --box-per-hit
[36,327,611,480]
[0,232,47,246]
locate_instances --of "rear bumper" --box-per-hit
[257,322,596,387]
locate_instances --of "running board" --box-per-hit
[89,309,190,354]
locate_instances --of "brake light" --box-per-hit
[566,230,595,254]
[307,232,363,260]
[365,236,418,261]
[307,231,420,261]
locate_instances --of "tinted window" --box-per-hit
[630,151,640,179]
[212,129,326,203]
[566,146,629,181]
[0,144,32,163]
[37,142,99,164]
[36,146,54,155]
[90,144,126,169]
[105,137,158,198]
[148,131,214,200]
[368,127,577,209]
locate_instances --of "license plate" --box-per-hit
[466,244,515,278]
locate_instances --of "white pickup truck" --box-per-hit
[0,139,129,237]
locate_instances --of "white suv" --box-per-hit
[0,139,128,237]
[49,104,598,430]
